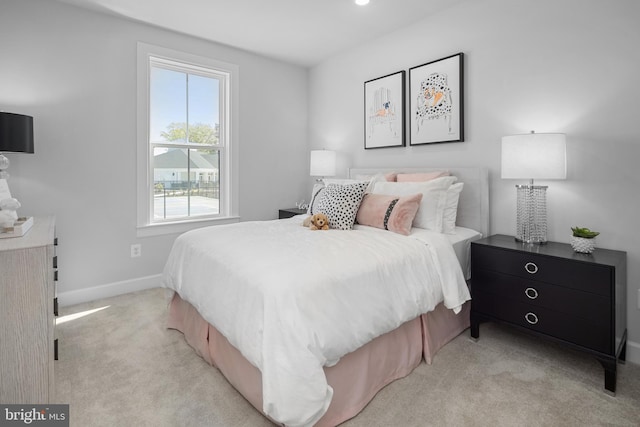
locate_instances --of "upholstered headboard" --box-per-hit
[348,167,490,237]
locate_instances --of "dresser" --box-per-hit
[470,234,627,394]
[0,216,58,403]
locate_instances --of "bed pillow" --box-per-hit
[354,172,397,182]
[323,178,366,186]
[356,193,423,235]
[384,172,398,182]
[326,175,384,193]
[307,183,327,214]
[442,182,464,234]
[316,182,369,230]
[372,176,458,232]
[396,171,450,182]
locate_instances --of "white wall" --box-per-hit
[309,0,640,353]
[0,0,308,297]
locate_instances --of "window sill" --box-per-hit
[136,216,240,238]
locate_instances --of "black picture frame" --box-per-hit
[409,53,464,145]
[364,70,405,149]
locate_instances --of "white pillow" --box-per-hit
[364,173,390,192]
[443,182,464,234]
[323,178,365,186]
[325,175,383,193]
[372,176,458,232]
[308,183,326,214]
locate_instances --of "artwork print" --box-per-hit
[364,71,405,149]
[409,53,464,145]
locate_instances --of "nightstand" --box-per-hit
[470,234,627,394]
[278,207,306,219]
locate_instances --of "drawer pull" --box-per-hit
[525,287,539,299]
[524,262,538,274]
[525,312,539,325]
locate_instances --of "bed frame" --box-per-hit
[168,166,490,426]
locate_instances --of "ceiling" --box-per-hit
[55,0,466,67]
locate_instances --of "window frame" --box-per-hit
[136,43,239,237]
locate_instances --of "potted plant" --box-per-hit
[570,226,599,254]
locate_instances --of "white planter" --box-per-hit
[571,235,596,254]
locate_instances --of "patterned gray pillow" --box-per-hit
[316,182,369,230]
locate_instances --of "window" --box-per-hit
[149,59,223,221]
[137,43,239,236]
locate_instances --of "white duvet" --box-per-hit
[162,215,470,427]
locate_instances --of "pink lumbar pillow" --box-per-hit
[356,193,423,235]
[396,171,450,182]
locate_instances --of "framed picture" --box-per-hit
[364,70,405,149]
[409,53,464,145]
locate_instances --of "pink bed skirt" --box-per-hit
[167,294,470,426]
[422,300,471,364]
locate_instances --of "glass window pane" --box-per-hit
[153,147,187,220]
[188,74,220,145]
[189,148,220,216]
[150,67,187,143]
[152,147,219,220]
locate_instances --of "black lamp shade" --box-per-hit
[0,112,34,153]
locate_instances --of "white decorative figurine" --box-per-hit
[0,198,21,228]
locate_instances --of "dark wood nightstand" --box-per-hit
[278,207,307,219]
[470,234,627,394]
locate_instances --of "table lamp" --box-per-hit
[501,131,566,244]
[310,150,336,182]
[0,112,34,181]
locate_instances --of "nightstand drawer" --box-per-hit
[473,290,611,353]
[472,269,611,320]
[472,246,611,296]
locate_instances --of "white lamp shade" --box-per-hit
[310,150,336,177]
[501,133,567,180]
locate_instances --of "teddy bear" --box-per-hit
[303,213,330,230]
[0,198,21,228]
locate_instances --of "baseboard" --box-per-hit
[626,339,640,365]
[58,274,162,307]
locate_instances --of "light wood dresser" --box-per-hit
[0,216,58,403]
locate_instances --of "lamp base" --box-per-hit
[514,236,548,245]
[515,184,548,244]
[0,153,9,179]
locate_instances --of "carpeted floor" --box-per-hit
[55,288,640,426]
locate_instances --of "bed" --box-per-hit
[163,167,489,427]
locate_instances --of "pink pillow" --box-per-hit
[356,193,423,235]
[384,172,398,182]
[396,171,449,182]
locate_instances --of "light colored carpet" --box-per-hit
[55,288,640,426]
